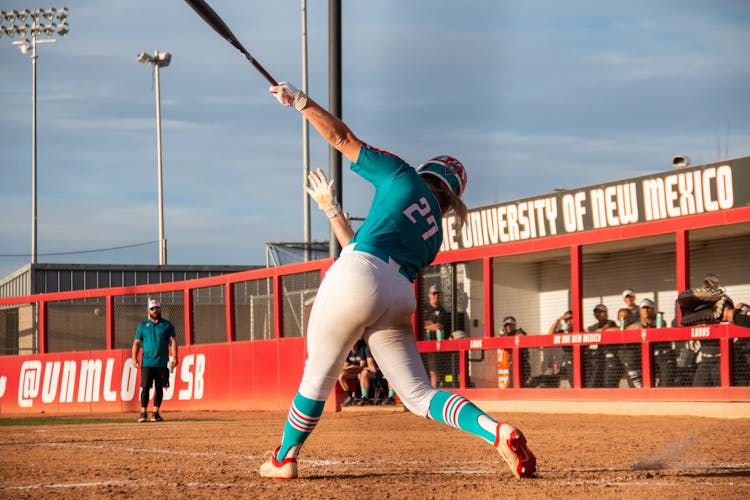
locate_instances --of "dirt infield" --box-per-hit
[1,407,749,499]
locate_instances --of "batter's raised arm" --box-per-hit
[270,82,362,163]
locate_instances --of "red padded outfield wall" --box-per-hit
[1,325,749,415]
[0,339,310,415]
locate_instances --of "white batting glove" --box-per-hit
[270,82,308,111]
[305,168,341,218]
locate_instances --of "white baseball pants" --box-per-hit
[299,244,437,416]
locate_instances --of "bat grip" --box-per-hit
[245,53,277,86]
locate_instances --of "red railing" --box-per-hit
[0,258,335,351]
[419,324,750,401]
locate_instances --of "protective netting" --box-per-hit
[281,271,321,338]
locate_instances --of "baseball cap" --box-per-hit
[703,274,721,288]
[622,289,635,298]
[428,284,441,294]
[451,330,467,339]
[147,299,161,310]
[593,304,607,313]
[502,316,516,326]
[639,298,655,309]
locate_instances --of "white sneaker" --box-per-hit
[259,446,298,480]
[495,423,536,479]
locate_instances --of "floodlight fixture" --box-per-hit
[18,39,31,54]
[3,6,70,265]
[155,51,171,67]
[137,51,154,65]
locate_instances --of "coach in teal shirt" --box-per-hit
[132,298,177,422]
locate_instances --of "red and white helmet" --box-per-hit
[416,155,467,198]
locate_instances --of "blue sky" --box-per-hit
[1,1,749,279]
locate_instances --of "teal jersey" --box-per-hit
[135,319,176,367]
[349,145,443,281]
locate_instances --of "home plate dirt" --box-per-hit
[1,409,748,498]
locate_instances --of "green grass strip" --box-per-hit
[0,416,215,426]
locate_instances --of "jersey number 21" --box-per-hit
[403,197,438,241]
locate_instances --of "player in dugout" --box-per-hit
[258,82,535,480]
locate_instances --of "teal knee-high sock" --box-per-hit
[277,392,325,459]
[428,391,498,445]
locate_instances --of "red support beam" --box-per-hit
[273,275,283,339]
[720,336,731,386]
[675,230,689,325]
[225,283,235,343]
[572,345,582,388]
[38,301,47,354]
[184,289,194,346]
[512,339,522,388]
[570,245,582,332]
[641,339,653,388]
[105,295,115,350]
[483,256,494,337]
[459,350,468,389]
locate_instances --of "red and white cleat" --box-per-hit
[495,423,536,479]
[259,446,298,480]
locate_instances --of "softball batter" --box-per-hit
[260,82,536,480]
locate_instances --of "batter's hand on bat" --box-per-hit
[270,82,308,111]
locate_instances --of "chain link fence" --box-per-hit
[0,304,36,355]
[281,271,321,338]
[234,278,273,341]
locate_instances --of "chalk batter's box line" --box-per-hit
[16,440,750,479]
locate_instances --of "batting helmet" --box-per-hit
[416,155,467,198]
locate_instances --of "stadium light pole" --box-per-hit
[1,7,70,264]
[137,50,171,266]
[301,0,311,261]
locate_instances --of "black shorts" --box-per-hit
[141,366,170,390]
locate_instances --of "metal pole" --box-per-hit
[328,0,342,258]
[31,37,38,264]
[302,0,311,261]
[154,54,167,265]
